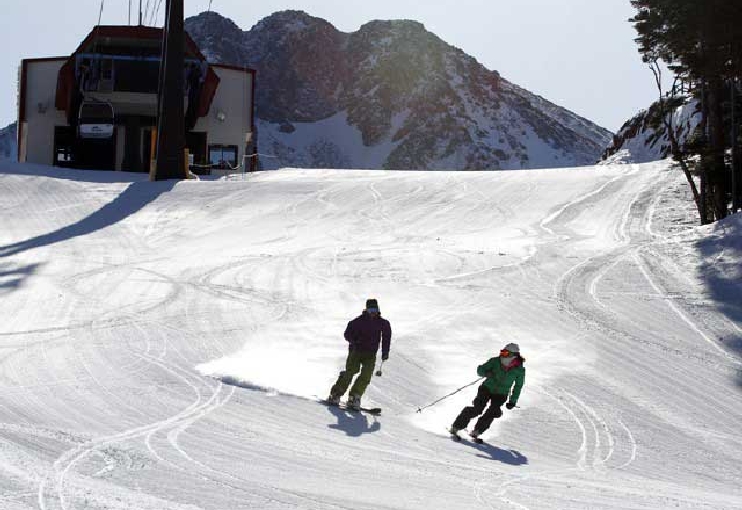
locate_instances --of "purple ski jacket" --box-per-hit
[344,312,392,357]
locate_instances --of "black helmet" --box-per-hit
[365,298,380,313]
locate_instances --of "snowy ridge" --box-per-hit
[0,158,741,509]
[505,82,612,151]
[601,99,701,164]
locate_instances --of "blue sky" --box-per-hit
[0,0,664,132]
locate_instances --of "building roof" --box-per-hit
[73,25,208,60]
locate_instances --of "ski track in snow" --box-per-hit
[0,161,741,509]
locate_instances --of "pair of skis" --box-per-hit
[320,399,382,416]
[450,429,485,444]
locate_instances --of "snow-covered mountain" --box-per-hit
[601,99,701,164]
[0,122,16,160]
[186,11,613,170]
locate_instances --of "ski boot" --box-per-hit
[327,393,341,406]
[347,394,362,411]
[469,429,484,444]
[449,425,462,442]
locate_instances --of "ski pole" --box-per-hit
[416,377,483,413]
[375,360,385,377]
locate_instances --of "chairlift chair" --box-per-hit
[77,100,115,140]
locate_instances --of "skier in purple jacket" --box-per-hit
[328,299,392,410]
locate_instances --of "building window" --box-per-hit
[209,144,238,169]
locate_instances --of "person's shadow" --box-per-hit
[458,439,529,465]
[326,406,381,437]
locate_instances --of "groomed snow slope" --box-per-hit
[0,161,740,510]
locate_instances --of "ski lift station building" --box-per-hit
[16,25,256,174]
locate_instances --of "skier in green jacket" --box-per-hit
[449,343,525,440]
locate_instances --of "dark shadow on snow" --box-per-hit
[0,161,151,184]
[220,376,274,394]
[325,405,381,437]
[0,181,176,259]
[0,262,42,291]
[692,214,742,387]
[218,376,381,436]
[468,441,528,465]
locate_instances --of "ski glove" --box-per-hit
[382,353,389,361]
[506,401,516,410]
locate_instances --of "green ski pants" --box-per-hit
[330,350,377,398]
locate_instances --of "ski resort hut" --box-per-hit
[16,25,256,174]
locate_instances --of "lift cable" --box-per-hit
[97,0,105,26]
[143,0,152,26]
[152,0,165,26]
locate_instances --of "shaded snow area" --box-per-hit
[0,122,17,161]
[1,160,741,510]
[258,111,409,170]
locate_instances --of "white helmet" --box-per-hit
[503,343,520,354]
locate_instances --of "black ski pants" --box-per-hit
[452,384,508,432]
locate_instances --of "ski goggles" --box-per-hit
[500,349,517,357]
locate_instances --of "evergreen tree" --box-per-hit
[630,0,742,222]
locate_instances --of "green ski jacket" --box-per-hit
[476,356,525,404]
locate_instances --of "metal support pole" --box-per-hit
[701,80,709,223]
[730,78,738,213]
[152,0,186,181]
[139,0,143,25]
[733,78,739,213]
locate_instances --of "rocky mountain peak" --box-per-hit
[352,19,446,60]
[251,10,336,35]
[358,19,428,35]
[189,10,241,30]
[184,12,246,64]
[185,10,613,170]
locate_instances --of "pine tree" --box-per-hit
[630,0,742,222]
